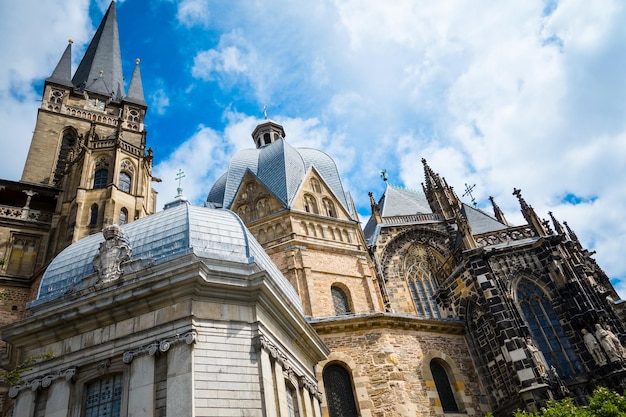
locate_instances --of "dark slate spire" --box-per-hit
[46,40,73,87]
[125,58,147,106]
[72,1,124,101]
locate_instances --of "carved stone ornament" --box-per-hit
[122,331,197,364]
[93,224,132,284]
[8,367,77,398]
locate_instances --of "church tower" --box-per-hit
[21,1,157,256]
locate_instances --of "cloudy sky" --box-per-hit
[1,0,625,293]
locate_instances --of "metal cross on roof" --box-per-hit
[175,169,185,196]
[463,183,477,207]
[380,169,388,182]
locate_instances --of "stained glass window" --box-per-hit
[84,374,123,417]
[323,364,358,417]
[430,360,459,413]
[404,246,440,318]
[517,280,582,378]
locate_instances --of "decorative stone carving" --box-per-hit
[122,330,197,364]
[595,323,625,363]
[526,337,548,378]
[582,328,607,366]
[93,224,131,284]
[8,367,76,398]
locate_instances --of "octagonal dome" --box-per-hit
[33,203,302,312]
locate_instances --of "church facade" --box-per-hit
[2,2,626,417]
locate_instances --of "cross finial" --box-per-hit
[463,183,477,207]
[263,105,268,120]
[175,169,186,196]
[380,169,388,182]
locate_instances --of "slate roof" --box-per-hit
[33,203,303,312]
[71,1,124,100]
[207,137,351,217]
[46,42,73,87]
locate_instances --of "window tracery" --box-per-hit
[404,245,440,318]
[516,279,582,378]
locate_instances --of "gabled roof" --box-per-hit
[71,1,124,100]
[462,203,509,234]
[379,184,432,217]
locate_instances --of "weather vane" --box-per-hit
[380,169,388,182]
[175,169,186,196]
[263,105,268,120]
[463,183,477,207]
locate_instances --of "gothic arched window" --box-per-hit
[430,360,459,413]
[94,169,108,189]
[323,364,359,417]
[54,130,76,183]
[516,279,582,378]
[331,285,351,316]
[304,194,319,214]
[90,204,98,226]
[118,171,131,193]
[84,374,123,417]
[323,198,336,218]
[404,246,440,318]
[119,208,128,225]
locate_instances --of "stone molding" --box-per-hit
[255,334,322,400]
[8,367,76,398]
[122,330,197,364]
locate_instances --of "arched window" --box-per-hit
[331,285,351,316]
[286,382,300,417]
[304,194,319,214]
[237,205,251,222]
[118,171,131,193]
[323,198,336,218]
[405,245,440,318]
[323,364,358,417]
[430,360,459,413]
[84,374,123,417]
[310,178,321,193]
[119,208,128,225]
[90,204,98,226]
[94,169,108,189]
[263,132,271,145]
[517,279,582,378]
[54,130,76,183]
[256,198,269,218]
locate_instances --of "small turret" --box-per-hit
[513,188,548,236]
[125,58,146,106]
[251,119,286,149]
[489,196,509,226]
[46,40,73,87]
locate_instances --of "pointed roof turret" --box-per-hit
[489,196,509,226]
[125,58,147,106]
[548,212,566,235]
[46,40,73,87]
[368,192,382,225]
[513,188,548,236]
[72,1,124,101]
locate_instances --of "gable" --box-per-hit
[230,170,286,224]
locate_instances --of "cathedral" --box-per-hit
[1,2,626,417]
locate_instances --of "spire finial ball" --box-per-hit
[68,39,74,44]
[135,58,140,64]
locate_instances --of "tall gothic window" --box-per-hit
[118,171,131,193]
[54,130,76,183]
[430,360,459,413]
[90,204,99,226]
[517,279,582,378]
[323,364,359,417]
[404,245,440,318]
[94,169,108,189]
[331,286,351,316]
[84,374,123,417]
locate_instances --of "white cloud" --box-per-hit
[177,0,210,28]
[149,88,170,115]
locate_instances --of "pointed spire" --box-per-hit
[125,58,147,106]
[72,1,124,101]
[369,192,382,225]
[489,196,509,226]
[563,221,580,244]
[512,188,547,236]
[46,40,73,87]
[548,212,566,235]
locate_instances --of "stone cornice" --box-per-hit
[309,312,465,335]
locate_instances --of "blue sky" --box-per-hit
[1,0,625,295]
